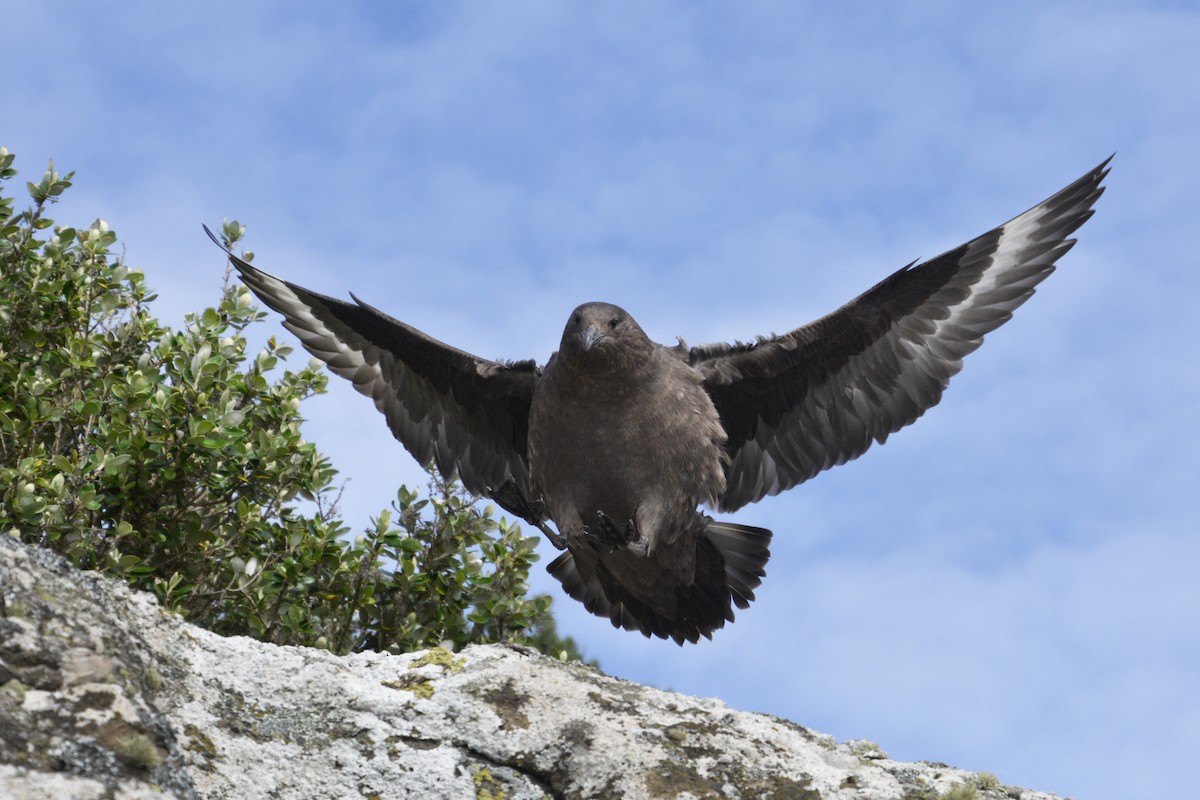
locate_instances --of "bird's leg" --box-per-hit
[485,481,566,550]
[527,496,568,549]
[584,510,639,552]
[536,520,568,550]
[487,479,539,520]
[529,494,552,521]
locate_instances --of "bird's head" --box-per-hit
[559,302,652,369]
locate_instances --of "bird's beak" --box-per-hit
[579,324,604,352]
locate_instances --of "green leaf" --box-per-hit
[0,151,581,663]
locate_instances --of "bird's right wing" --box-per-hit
[692,158,1110,511]
[205,227,538,511]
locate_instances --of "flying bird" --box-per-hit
[206,157,1109,645]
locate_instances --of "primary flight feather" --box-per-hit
[206,157,1109,645]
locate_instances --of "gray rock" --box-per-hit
[0,534,1061,799]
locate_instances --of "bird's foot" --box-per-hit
[528,496,568,549]
[583,511,639,552]
[485,483,565,549]
[487,480,549,521]
[537,520,568,550]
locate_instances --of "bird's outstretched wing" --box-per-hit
[204,226,539,515]
[694,158,1111,512]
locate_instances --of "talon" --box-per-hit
[538,520,567,550]
[581,523,611,553]
[587,511,639,551]
[486,483,565,549]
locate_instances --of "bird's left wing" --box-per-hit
[692,158,1110,512]
[205,227,538,513]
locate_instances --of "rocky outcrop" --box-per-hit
[0,534,1059,799]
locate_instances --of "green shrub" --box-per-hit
[0,148,588,662]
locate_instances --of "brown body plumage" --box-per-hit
[528,303,763,642]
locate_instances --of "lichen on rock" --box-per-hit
[0,534,1064,800]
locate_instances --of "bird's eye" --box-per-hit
[608,316,620,329]
[573,313,581,325]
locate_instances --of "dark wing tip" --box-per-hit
[201,223,222,248]
[202,223,238,260]
[202,223,259,278]
[201,224,537,504]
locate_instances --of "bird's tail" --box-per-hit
[546,516,773,646]
[700,520,772,611]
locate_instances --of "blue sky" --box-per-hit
[4,3,1197,798]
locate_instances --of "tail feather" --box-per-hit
[547,517,773,645]
[702,520,772,611]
